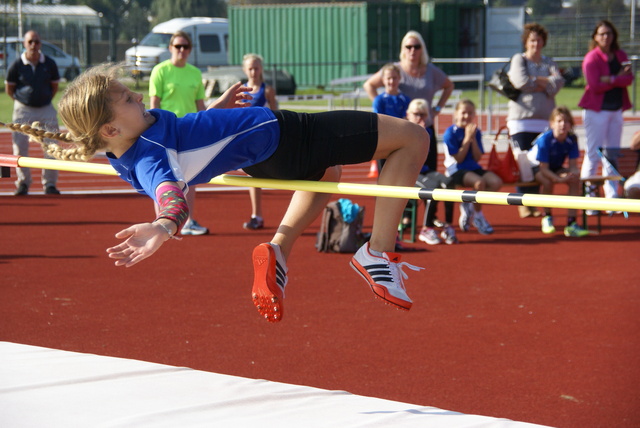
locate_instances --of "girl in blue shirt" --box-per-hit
[241,53,279,231]
[527,106,589,237]
[3,64,429,322]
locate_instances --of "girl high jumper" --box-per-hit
[2,64,429,323]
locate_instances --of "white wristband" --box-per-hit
[155,221,181,240]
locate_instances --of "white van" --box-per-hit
[125,17,228,76]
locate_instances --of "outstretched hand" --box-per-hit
[106,223,170,267]
[208,81,253,110]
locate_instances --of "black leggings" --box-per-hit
[244,110,378,181]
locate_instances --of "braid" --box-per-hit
[0,120,94,162]
[3,63,126,163]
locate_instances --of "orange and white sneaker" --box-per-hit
[350,242,424,310]
[252,243,288,323]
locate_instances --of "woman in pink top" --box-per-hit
[579,20,633,199]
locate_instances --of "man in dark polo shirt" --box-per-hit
[5,30,61,195]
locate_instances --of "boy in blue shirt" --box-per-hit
[443,99,502,235]
[528,106,589,237]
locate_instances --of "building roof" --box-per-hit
[1,4,99,18]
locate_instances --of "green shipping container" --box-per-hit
[229,2,422,88]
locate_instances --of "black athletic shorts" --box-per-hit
[243,110,378,181]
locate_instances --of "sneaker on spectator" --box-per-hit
[44,186,60,195]
[432,218,445,228]
[564,222,589,238]
[180,219,209,236]
[350,242,423,310]
[14,183,28,196]
[541,215,556,234]
[418,227,442,245]
[458,202,474,232]
[440,225,459,244]
[472,211,494,235]
[252,243,288,322]
[243,216,264,230]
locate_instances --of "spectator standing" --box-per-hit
[507,23,564,218]
[443,100,502,235]
[5,30,61,196]
[579,20,633,201]
[149,31,208,235]
[364,30,454,227]
[527,106,589,237]
[241,53,278,230]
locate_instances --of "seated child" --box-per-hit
[405,98,458,245]
[443,99,502,235]
[528,106,589,237]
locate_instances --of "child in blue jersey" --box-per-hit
[3,64,428,323]
[372,64,411,119]
[527,106,589,237]
[240,53,279,231]
[373,63,412,176]
[443,99,502,235]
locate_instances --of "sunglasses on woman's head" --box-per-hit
[172,44,191,50]
[405,44,421,50]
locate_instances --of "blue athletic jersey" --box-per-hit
[443,124,485,175]
[528,130,579,171]
[372,92,411,119]
[107,108,279,199]
[245,82,267,107]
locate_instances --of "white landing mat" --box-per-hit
[0,342,552,428]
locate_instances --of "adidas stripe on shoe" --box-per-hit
[350,242,423,310]
[252,243,288,323]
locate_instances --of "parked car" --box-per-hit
[0,37,81,81]
[125,17,229,77]
[202,65,297,96]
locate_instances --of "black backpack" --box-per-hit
[316,199,366,253]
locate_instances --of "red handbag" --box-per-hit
[487,128,520,183]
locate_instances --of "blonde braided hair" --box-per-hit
[0,120,91,161]
[1,63,124,162]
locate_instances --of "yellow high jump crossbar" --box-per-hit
[1,154,639,213]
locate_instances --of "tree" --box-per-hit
[152,0,227,25]
[575,0,627,16]
[60,0,153,41]
[527,0,563,16]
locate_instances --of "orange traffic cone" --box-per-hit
[367,160,378,178]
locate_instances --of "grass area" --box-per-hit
[0,79,633,124]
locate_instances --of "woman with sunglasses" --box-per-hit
[149,31,209,236]
[364,30,454,231]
